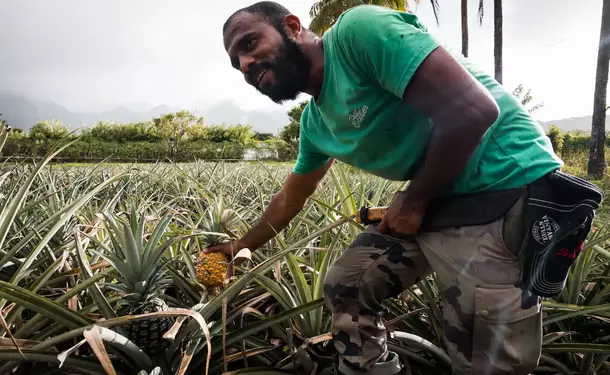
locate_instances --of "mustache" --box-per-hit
[247,61,275,84]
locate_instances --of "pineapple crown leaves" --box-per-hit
[197,195,248,244]
[90,207,181,305]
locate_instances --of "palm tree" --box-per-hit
[309,0,440,36]
[477,0,503,84]
[493,0,503,84]
[461,0,468,57]
[588,0,610,179]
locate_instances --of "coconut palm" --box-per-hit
[588,0,610,179]
[477,0,503,84]
[461,0,468,57]
[309,0,440,36]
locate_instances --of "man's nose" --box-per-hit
[239,55,256,75]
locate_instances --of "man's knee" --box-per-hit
[323,259,359,310]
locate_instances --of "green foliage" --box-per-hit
[563,132,592,154]
[547,125,565,154]
[29,119,70,141]
[83,121,159,142]
[1,110,294,162]
[254,132,274,141]
[279,100,308,159]
[152,110,203,158]
[206,124,255,144]
[309,0,440,36]
[513,84,544,114]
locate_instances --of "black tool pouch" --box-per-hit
[518,170,603,303]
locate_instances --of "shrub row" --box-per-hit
[1,138,297,162]
[0,125,598,163]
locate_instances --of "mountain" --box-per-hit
[0,96,40,130]
[193,100,289,134]
[538,115,605,133]
[0,95,290,134]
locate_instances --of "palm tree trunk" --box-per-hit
[493,0,503,84]
[461,0,469,57]
[588,0,610,179]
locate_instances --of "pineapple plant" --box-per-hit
[94,208,177,355]
[194,196,244,288]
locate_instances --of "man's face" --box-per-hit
[223,12,311,104]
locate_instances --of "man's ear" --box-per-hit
[284,14,302,39]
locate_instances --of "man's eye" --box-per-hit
[247,38,257,50]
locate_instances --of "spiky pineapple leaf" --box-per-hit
[0,281,94,330]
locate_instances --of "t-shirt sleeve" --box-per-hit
[334,6,441,98]
[292,130,331,175]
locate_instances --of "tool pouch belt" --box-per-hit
[419,169,603,301]
[419,186,526,232]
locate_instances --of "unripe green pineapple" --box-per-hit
[96,208,176,355]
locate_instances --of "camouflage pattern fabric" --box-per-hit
[323,195,542,375]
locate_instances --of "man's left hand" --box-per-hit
[377,191,428,238]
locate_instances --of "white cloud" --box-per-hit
[0,0,605,121]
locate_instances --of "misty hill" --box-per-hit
[538,115,605,133]
[197,100,289,134]
[1,93,601,135]
[0,95,290,134]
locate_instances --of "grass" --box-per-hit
[1,128,610,374]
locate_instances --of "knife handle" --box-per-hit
[356,206,389,224]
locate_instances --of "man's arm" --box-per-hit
[332,6,498,198]
[205,159,333,255]
[401,46,499,203]
[378,46,499,236]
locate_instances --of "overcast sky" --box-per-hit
[0,0,603,121]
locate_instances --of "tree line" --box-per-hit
[0,107,600,168]
[0,89,585,165]
[0,109,303,162]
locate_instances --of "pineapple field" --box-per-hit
[3,126,610,375]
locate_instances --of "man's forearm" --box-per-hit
[238,192,305,251]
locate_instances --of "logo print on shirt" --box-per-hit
[349,105,368,128]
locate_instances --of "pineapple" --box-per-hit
[96,208,175,355]
[196,251,229,287]
[194,196,244,288]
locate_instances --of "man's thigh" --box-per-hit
[416,196,542,375]
[324,224,433,310]
[323,224,434,371]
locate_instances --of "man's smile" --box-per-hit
[257,69,267,85]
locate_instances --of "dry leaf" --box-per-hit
[83,327,117,375]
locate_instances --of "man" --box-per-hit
[209,2,602,374]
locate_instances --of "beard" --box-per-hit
[251,31,312,104]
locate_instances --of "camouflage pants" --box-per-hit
[323,195,542,375]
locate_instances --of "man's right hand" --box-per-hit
[203,240,244,260]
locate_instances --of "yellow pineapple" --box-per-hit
[195,251,229,287]
[195,196,245,288]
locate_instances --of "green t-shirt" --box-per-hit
[292,5,563,194]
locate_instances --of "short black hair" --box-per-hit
[223,1,293,34]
